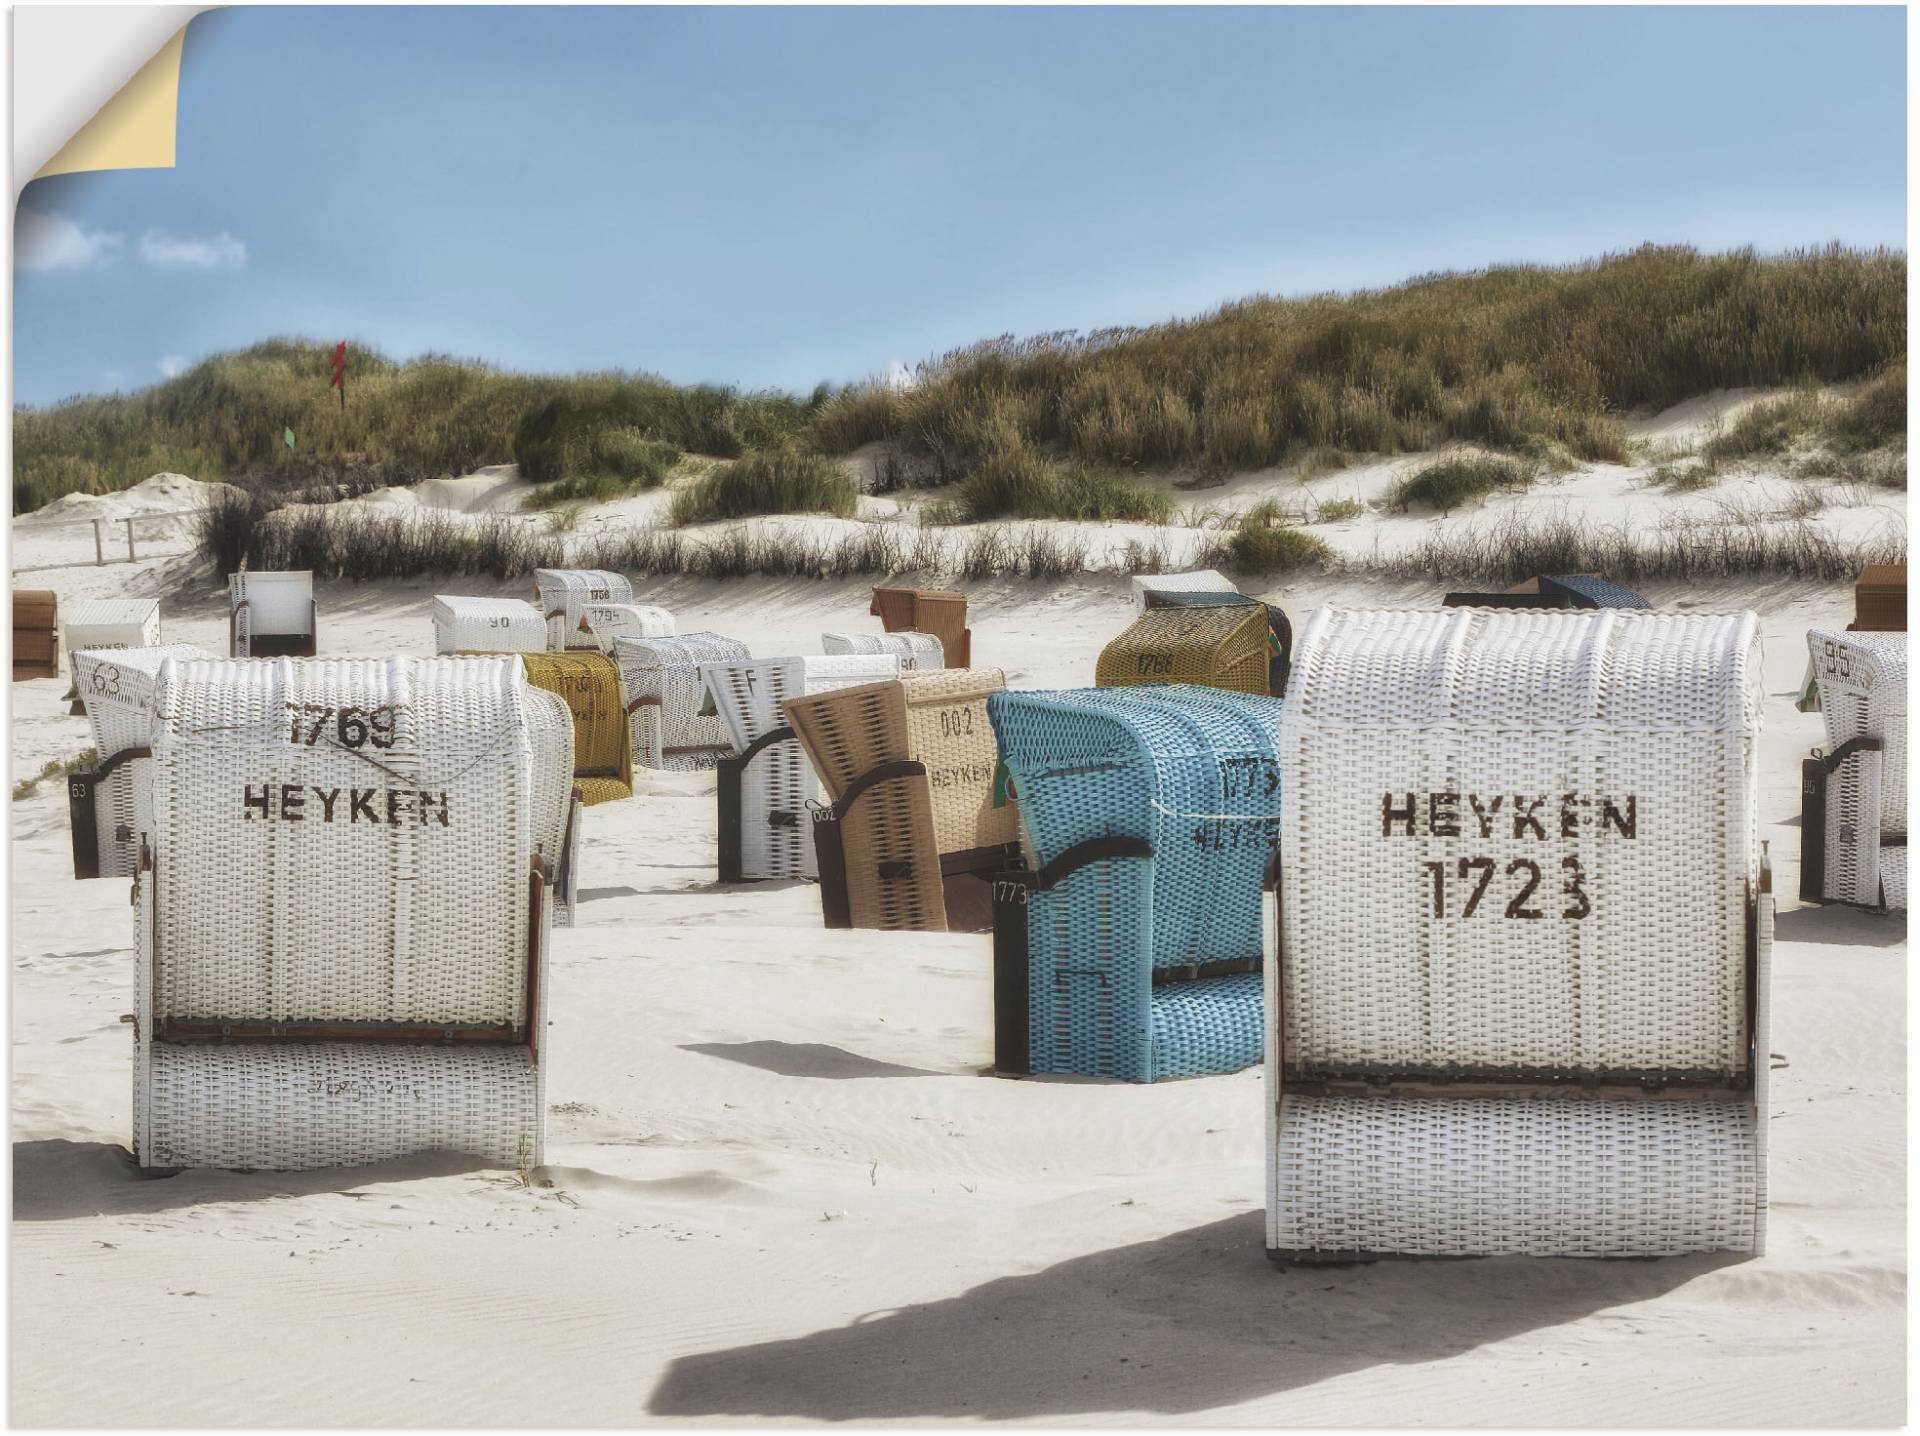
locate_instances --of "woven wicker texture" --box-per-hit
[782,679,947,931]
[989,684,1282,1081]
[434,596,547,654]
[821,631,944,670]
[228,571,315,653]
[72,644,217,878]
[1807,628,1906,909]
[13,590,59,679]
[512,651,632,804]
[63,597,161,655]
[137,654,554,1170]
[613,632,751,770]
[1095,603,1271,696]
[871,588,969,667]
[521,685,579,925]
[1278,607,1761,1080]
[899,666,1022,854]
[145,1042,541,1171]
[534,569,632,650]
[580,602,675,651]
[1130,569,1240,610]
[703,655,901,880]
[1271,1094,1763,1257]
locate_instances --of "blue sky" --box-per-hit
[12,5,1908,408]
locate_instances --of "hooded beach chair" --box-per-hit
[509,651,633,805]
[871,587,970,668]
[1095,601,1273,697]
[228,571,317,658]
[1801,628,1905,911]
[613,632,751,771]
[534,569,632,650]
[1442,573,1651,610]
[60,597,164,712]
[130,655,570,1171]
[1137,588,1293,697]
[821,631,944,670]
[702,654,900,882]
[1268,607,1769,1260]
[67,644,216,879]
[986,684,1282,1082]
[1129,569,1240,611]
[580,602,675,652]
[1850,564,1905,633]
[434,596,547,655]
[12,591,60,680]
[782,666,1022,932]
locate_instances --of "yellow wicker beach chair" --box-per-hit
[1095,602,1270,696]
[475,650,633,804]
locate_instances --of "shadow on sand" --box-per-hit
[648,1212,1742,1421]
[12,1138,490,1221]
[680,1040,938,1080]
[1775,901,1906,948]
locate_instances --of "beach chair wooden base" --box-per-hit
[12,591,59,680]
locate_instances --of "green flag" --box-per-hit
[283,427,296,451]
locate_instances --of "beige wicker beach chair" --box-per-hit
[1268,607,1770,1260]
[131,654,566,1171]
[228,571,316,658]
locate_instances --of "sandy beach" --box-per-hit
[7,446,1907,1427]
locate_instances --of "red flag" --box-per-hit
[329,341,347,390]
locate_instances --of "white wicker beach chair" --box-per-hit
[433,596,547,655]
[1803,629,1906,911]
[821,631,944,670]
[581,602,675,652]
[534,569,632,650]
[523,684,582,927]
[131,654,566,1171]
[63,598,161,658]
[67,644,216,879]
[1268,607,1770,1259]
[1129,569,1239,612]
[228,571,316,658]
[613,632,751,771]
[701,654,900,881]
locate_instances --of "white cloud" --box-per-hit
[15,211,125,272]
[158,355,188,378]
[140,229,246,269]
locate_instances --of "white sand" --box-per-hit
[7,439,1907,1426]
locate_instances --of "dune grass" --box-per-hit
[20,247,1905,517]
[668,449,859,526]
[1389,452,1535,512]
[924,427,1175,525]
[1195,498,1334,574]
[812,245,1904,483]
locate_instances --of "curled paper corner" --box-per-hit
[14,7,215,195]
[35,25,188,182]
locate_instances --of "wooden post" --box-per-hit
[125,517,136,562]
[92,519,104,566]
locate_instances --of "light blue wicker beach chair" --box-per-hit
[987,683,1282,1082]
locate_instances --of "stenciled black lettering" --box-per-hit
[1511,796,1546,840]
[280,784,305,821]
[243,785,272,820]
[418,791,449,827]
[350,789,379,824]
[1429,792,1460,837]
[1381,792,1418,837]
[1602,795,1637,839]
[316,788,341,821]
[1468,793,1503,837]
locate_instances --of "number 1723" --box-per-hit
[1421,855,1590,920]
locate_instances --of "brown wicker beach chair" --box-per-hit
[1851,564,1906,633]
[871,587,971,668]
[12,591,59,680]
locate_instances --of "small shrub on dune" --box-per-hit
[1824,366,1906,453]
[1313,496,1366,522]
[1701,390,1828,462]
[1389,453,1535,513]
[1214,499,1334,574]
[1650,459,1719,492]
[668,448,859,525]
